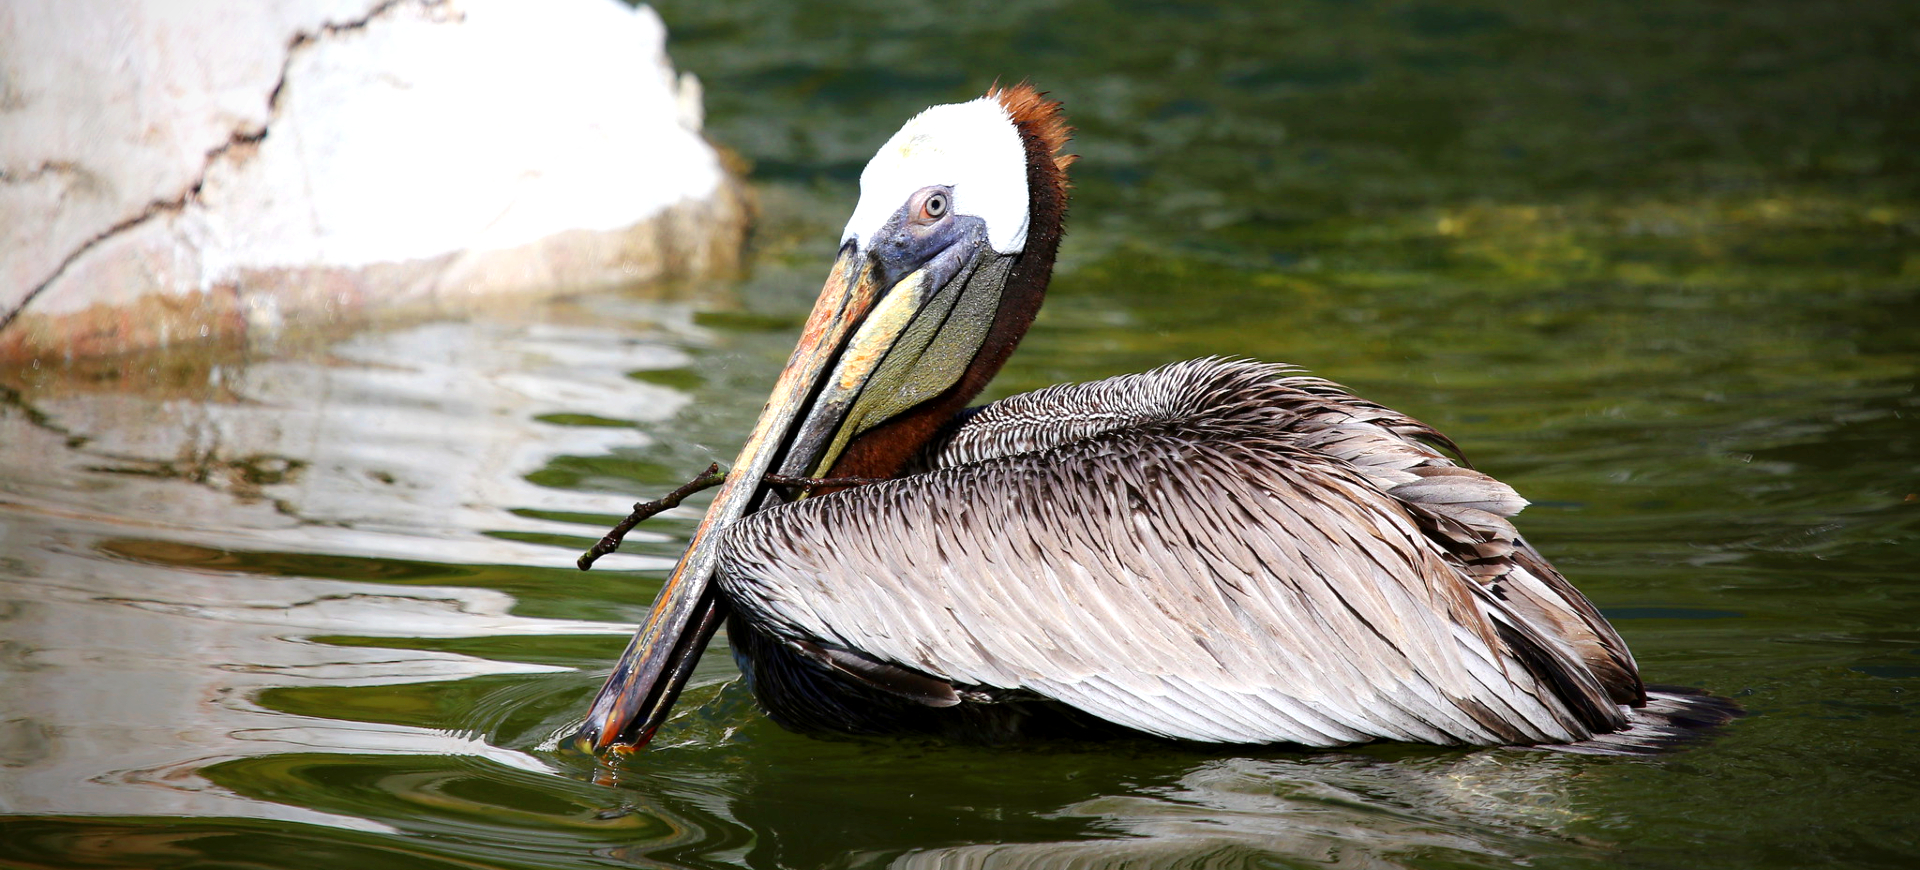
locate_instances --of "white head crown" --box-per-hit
[841,96,1031,255]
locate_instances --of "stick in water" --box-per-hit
[575,467,891,571]
[577,463,727,571]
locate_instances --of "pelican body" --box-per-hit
[572,85,1731,754]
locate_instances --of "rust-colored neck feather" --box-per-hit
[826,84,1075,482]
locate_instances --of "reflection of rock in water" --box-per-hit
[1,311,700,568]
[0,310,698,830]
[890,755,1590,870]
[0,509,630,830]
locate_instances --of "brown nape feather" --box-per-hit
[826,86,1076,483]
[989,82,1077,188]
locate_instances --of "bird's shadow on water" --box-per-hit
[543,679,1625,870]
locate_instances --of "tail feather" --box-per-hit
[1531,685,1744,756]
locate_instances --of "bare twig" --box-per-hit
[577,463,726,571]
[764,472,890,491]
[575,466,893,572]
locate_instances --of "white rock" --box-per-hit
[0,0,745,359]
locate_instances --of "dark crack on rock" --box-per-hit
[269,0,455,110]
[0,137,249,335]
[0,161,85,186]
[0,0,449,337]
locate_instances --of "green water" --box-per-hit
[3,1,1916,867]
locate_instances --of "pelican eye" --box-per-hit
[922,192,948,220]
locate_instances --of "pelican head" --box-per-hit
[573,84,1073,752]
[843,96,1033,256]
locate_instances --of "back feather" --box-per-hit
[723,359,1731,749]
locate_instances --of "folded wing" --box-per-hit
[718,359,1642,746]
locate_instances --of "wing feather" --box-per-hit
[719,359,1640,746]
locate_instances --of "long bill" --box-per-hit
[569,242,955,753]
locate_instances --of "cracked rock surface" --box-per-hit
[0,0,745,361]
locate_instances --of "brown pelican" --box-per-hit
[571,84,1733,755]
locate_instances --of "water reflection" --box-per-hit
[967,754,1590,870]
[0,533,578,830]
[588,711,1603,870]
[0,300,705,832]
[1,312,701,569]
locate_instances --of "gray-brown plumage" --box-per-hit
[718,359,1722,750]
